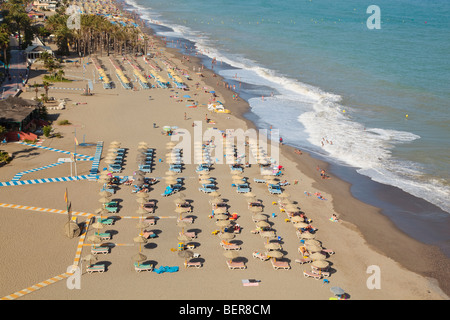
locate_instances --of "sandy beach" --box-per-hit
[0,1,449,302]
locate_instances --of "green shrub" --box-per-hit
[57,119,71,125]
[43,125,52,137]
[0,151,11,164]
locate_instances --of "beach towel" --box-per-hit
[154,266,179,274]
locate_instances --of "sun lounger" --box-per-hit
[99,218,114,225]
[226,260,246,270]
[253,178,266,183]
[108,164,122,173]
[96,232,111,241]
[91,246,109,255]
[184,260,202,268]
[199,187,214,193]
[143,230,156,239]
[87,264,105,274]
[177,217,193,224]
[303,270,322,280]
[321,248,335,255]
[268,184,282,194]
[144,217,156,225]
[252,251,269,261]
[139,165,152,173]
[271,259,290,270]
[220,241,241,250]
[311,269,330,277]
[295,257,312,264]
[134,262,153,273]
[236,184,250,193]
[180,231,196,239]
[143,201,156,213]
[104,205,118,213]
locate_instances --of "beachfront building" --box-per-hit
[32,0,60,12]
[0,96,41,132]
[25,37,53,64]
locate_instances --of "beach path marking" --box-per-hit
[1,272,75,300]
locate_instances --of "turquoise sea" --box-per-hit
[122,0,450,249]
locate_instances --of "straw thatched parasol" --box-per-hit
[98,190,112,197]
[64,221,80,238]
[219,232,235,240]
[136,207,148,215]
[136,197,148,204]
[267,250,283,259]
[312,260,329,269]
[177,234,190,243]
[223,251,239,260]
[306,245,322,253]
[250,206,263,213]
[309,252,326,260]
[256,221,270,228]
[82,254,98,268]
[265,242,281,250]
[98,197,111,204]
[132,252,147,266]
[214,207,228,214]
[178,250,194,267]
[214,214,229,221]
[173,198,186,205]
[293,222,309,229]
[133,235,148,253]
[136,192,149,199]
[299,232,315,239]
[209,198,224,205]
[252,214,267,221]
[290,216,303,223]
[216,220,231,229]
[305,240,322,247]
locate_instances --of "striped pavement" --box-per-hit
[0,175,91,187]
[16,141,94,160]
[1,272,75,300]
[49,86,84,91]
[11,158,92,182]
[89,141,103,178]
[11,162,65,181]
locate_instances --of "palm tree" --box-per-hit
[56,69,65,81]
[0,27,10,65]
